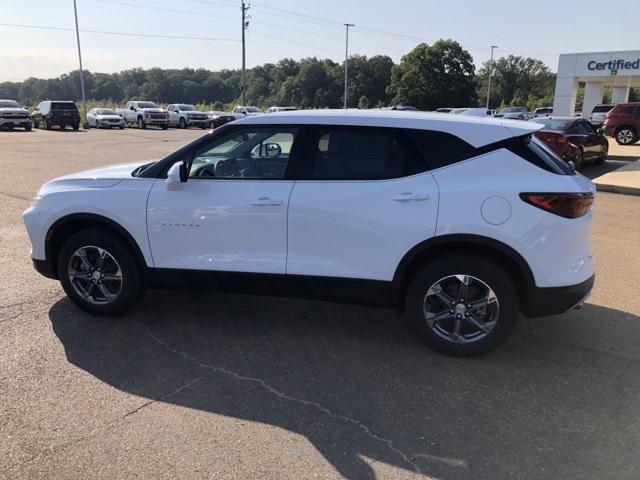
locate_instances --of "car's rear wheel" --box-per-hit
[405,254,518,356]
[575,148,584,169]
[615,126,638,145]
[57,229,144,316]
[596,144,608,165]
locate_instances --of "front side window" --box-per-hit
[309,127,426,180]
[188,127,297,179]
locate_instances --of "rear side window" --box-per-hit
[309,127,427,180]
[407,130,476,169]
[623,105,639,115]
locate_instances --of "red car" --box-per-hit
[604,102,640,145]
[530,116,608,168]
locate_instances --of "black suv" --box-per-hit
[32,101,81,130]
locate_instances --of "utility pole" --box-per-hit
[73,0,88,128]
[343,23,354,109]
[241,2,250,106]
[486,45,498,111]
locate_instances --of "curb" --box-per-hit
[595,182,640,196]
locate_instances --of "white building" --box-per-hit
[553,50,640,117]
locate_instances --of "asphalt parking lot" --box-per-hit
[1,128,640,480]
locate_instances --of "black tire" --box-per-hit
[179,117,187,129]
[119,125,124,130]
[574,148,584,169]
[25,124,32,131]
[72,123,79,130]
[161,124,168,130]
[405,254,518,356]
[596,145,608,165]
[57,229,144,316]
[137,116,146,129]
[615,126,638,145]
[208,121,215,129]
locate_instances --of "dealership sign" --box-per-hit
[587,59,640,72]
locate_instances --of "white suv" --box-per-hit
[23,110,595,355]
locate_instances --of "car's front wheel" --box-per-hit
[57,229,144,315]
[405,254,518,356]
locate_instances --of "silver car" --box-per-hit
[590,104,615,128]
[87,108,125,129]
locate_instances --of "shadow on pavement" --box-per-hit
[49,291,640,479]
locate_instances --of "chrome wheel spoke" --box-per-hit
[96,282,116,302]
[429,284,456,306]
[425,309,454,328]
[456,275,470,300]
[465,313,494,333]
[83,282,96,299]
[101,270,122,281]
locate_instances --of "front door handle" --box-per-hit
[392,192,430,202]
[251,197,283,206]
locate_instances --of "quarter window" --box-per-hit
[407,130,476,169]
[309,127,426,180]
[188,127,297,179]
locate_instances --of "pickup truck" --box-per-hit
[0,99,32,130]
[116,101,168,129]
[166,104,208,129]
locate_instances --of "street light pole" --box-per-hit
[486,45,498,111]
[343,23,354,109]
[241,2,250,106]
[73,0,88,128]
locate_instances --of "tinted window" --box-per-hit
[51,102,78,111]
[623,105,638,115]
[188,127,297,179]
[407,130,476,170]
[580,121,596,134]
[310,127,426,180]
[137,102,158,109]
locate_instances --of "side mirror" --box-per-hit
[166,161,187,190]
[567,160,577,172]
[264,143,282,158]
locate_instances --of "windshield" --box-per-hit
[530,118,571,130]
[178,104,198,111]
[137,102,158,109]
[0,100,20,108]
[96,109,116,115]
[246,107,263,113]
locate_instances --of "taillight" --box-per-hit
[520,192,594,219]
[537,132,566,143]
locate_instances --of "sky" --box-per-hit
[1,0,639,82]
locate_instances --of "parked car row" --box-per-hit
[0,98,300,132]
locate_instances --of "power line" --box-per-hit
[94,0,237,21]
[250,30,341,56]
[0,23,240,41]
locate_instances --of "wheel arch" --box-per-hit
[391,234,535,310]
[45,213,148,280]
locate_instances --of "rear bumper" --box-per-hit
[521,274,594,317]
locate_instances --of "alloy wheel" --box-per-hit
[617,129,635,145]
[67,246,122,304]
[423,274,499,344]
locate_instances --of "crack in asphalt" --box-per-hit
[0,190,31,202]
[142,323,422,475]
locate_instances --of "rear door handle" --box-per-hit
[251,197,283,206]
[392,192,430,202]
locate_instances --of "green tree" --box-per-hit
[477,55,555,110]
[387,39,477,110]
